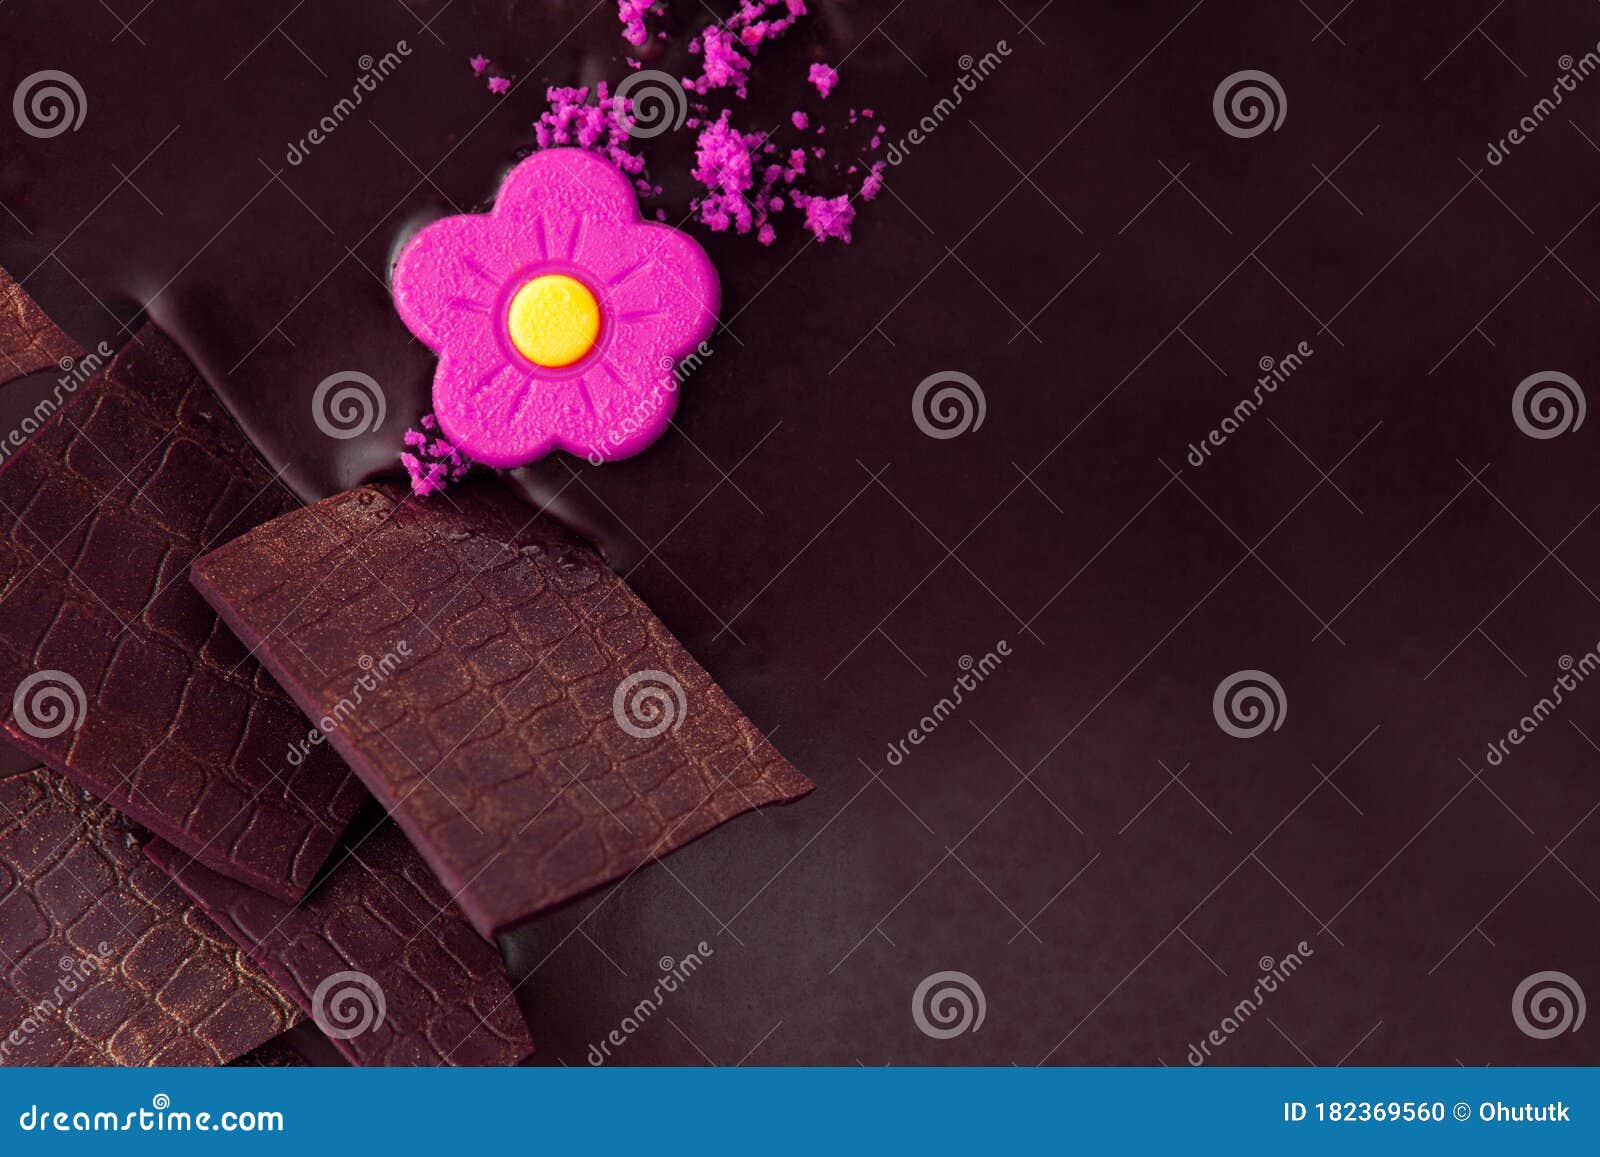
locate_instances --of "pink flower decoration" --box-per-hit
[391,149,719,469]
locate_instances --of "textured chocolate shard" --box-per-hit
[0,265,83,388]
[0,325,366,900]
[146,820,535,1066]
[190,480,814,938]
[0,767,299,1066]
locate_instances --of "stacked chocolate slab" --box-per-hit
[0,288,530,1064]
[0,767,299,1065]
[189,480,814,939]
[0,274,810,1065]
[0,325,365,899]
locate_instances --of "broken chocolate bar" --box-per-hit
[147,820,535,1066]
[0,265,82,388]
[0,767,299,1066]
[0,325,366,900]
[190,479,813,938]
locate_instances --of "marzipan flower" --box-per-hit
[392,148,719,468]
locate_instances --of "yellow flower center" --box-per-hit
[506,274,601,368]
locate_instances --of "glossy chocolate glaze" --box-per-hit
[5,1,1599,1064]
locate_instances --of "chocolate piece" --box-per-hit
[0,325,365,900]
[0,767,299,1066]
[190,480,813,938]
[0,265,82,388]
[229,1032,308,1066]
[146,820,535,1066]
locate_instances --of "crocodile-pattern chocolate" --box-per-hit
[147,822,535,1066]
[0,265,82,387]
[190,480,814,938]
[0,326,366,900]
[0,768,299,1066]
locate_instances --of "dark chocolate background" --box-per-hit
[3,0,1599,1064]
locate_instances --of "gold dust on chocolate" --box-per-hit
[190,479,814,940]
[0,768,299,1066]
[0,323,366,900]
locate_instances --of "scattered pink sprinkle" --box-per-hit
[691,110,764,235]
[791,191,854,243]
[685,1,809,97]
[860,161,886,202]
[534,82,653,197]
[808,62,839,99]
[401,415,473,497]
[618,0,655,47]
[477,4,881,249]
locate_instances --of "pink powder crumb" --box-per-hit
[791,191,854,243]
[618,0,654,47]
[791,110,809,130]
[487,76,511,95]
[685,1,809,97]
[808,62,839,98]
[401,415,473,497]
[469,55,489,76]
[758,223,777,245]
[534,82,653,197]
[863,108,875,118]
[690,110,764,234]
[860,161,886,202]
